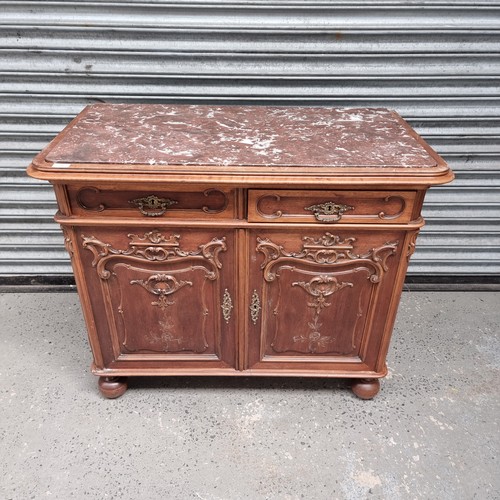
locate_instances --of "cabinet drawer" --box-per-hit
[67,186,236,219]
[248,190,417,224]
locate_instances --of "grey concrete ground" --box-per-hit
[0,291,498,500]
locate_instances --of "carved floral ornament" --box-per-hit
[289,276,353,353]
[256,232,399,284]
[292,275,353,313]
[130,274,193,309]
[81,230,226,280]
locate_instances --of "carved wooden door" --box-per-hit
[247,229,406,373]
[76,227,236,370]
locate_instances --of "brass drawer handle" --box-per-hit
[305,201,354,223]
[129,195,178,217]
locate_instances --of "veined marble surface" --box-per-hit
[46,104,437,168]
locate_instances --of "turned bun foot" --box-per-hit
[98,376,128,399]
[351,378,380,400]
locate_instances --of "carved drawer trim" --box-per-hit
[248,189,416,224]
[69,186,233,219]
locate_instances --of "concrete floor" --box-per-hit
[0,291,498,500]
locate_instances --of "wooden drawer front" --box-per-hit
[248,190,416,224]
[67,186,235,219]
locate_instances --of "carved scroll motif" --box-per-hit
[256,194,283,219]
[130,274,193,309]
[292,276,353,314]
[407,230,420,261]
[61,227,74,258]
[378,196,406,220]
[82,230,226,280]
[76,187,106,212]
[202,189,229,214]
[257,232,398,284]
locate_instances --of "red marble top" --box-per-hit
[45,104,437,168]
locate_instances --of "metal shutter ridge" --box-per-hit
[1,1,499,277]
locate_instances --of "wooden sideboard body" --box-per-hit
[28,105,453,399]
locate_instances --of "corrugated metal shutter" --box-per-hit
[1,1,499,276]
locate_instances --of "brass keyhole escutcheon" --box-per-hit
[129,195,178,217]
[305,201,354,223]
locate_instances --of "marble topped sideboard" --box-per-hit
[28,104,453,398]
